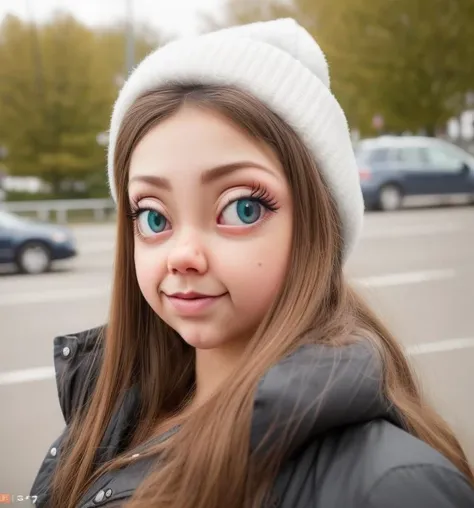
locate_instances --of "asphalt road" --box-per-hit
[1,205,474,498]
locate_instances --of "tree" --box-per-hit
[208,0,474,136]
[0,13,158,195]
[305,0,474,135]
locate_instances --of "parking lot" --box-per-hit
[1,206,474,496]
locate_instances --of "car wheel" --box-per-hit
[16,242,52,274]
[378,184,403,211]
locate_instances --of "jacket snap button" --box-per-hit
[50,447,57,457]
[62,346,71,357]
[94,490,105,503]
[105,489,113,498]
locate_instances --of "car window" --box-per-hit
[355,146,394,164]
[367,148,390,163]
[395,147,428,166]
[424,144,465,172]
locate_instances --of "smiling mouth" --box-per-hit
[163,292,226,315]
[166,292,225,300]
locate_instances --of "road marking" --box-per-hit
[407,338,474,356]
[0,286,110,306]
[361,224,463,239]
[0,270,455,306]
[355,269,455,288]
[1,337,474,386]
[0,366,55,386]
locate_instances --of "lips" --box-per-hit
[168,291,216,300]
[163,291,226,316]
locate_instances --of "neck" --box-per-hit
[154,339,249,437]
[193,342,247,407]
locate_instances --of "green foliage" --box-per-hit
[209,0,474,135]
[0,13,159,191]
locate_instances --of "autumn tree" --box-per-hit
[0,13,158,195]
[305,0,474,135]
[210,0,474,136]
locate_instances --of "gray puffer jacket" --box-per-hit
[31,326,474,507]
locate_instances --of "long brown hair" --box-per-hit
[51,85,474,508]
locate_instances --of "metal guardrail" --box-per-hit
[3,198,115,223]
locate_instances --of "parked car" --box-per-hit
[0,211,77,274]
[354,136,474,211]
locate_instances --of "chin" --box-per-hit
[173,321,247,351]
[179,330,227,350]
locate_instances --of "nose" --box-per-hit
[167,232,208,275]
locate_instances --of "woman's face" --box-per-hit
[128,106,293,351]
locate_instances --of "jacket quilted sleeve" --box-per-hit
[364,463,474,507]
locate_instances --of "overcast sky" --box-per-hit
[0,0,226,38]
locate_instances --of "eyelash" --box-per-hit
[127,182,280,227]
[227,182,280,213]
[127,196,158,240]
[127,196,151,222]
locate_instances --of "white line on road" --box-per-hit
[354,269,455,288]
[361,224,463,239]
[0,366,55,386]
[1,337,473,386]
[0,286,110,306]
[407,337,474,356]
[0,270,455,307]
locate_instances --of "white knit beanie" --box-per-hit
[107,18,364,260]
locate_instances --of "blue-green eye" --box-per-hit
[137,209,168,236]
[220,198,263,226]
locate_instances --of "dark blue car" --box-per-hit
[0,210,77,274]
[355,136,474,211]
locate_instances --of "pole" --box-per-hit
[25,0,45,98]
[125,0,135,77]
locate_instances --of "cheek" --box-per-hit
[239,256,288,313]
[134,245,165,305]
[220,221,292,313]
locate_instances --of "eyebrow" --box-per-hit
[128,161,274,190]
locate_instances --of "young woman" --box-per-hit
[31,18,474,508]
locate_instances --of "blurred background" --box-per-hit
[0,0,473,500]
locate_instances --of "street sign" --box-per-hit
[372,114,384,131]
[96,132,109,146]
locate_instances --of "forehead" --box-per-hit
[128,105,282,181]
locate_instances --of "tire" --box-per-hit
[377,184,403,212]
[16,241,52,274]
